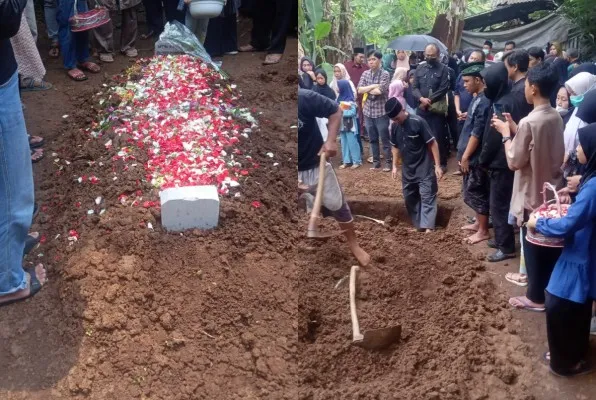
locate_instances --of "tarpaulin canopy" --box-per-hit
[460,13,572,51]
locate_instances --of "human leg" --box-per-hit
[56,0,77,69]
[523,226,562,305]
[418,171,438,230]
[24,0,38,42]
[340,132,352,165]
[90,7,115,57]
[120,6,139,53]
[163,0,185,23]
[462,167,490,242]
[0,72,35,296]
[375,115,392,169]
[249,0,273,50]
[546,292,593,375]
[142,0,165,36]
[403,180,422,229]
[346,132,362,165]
[364,117,380,168]
[487,169,515,260]
[267,0,292,54]
[44,0,59,42]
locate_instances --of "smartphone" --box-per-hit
[493,104,506,121]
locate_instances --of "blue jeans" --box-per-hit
[56,0,90,69]
[364,115,392,168]
[340,131,362,165]
[44,0,59,41]
[0,72,34,295]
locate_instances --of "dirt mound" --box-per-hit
[297,216,537,400]
[0,40,300,398]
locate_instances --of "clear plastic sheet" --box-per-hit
[154,21,221,71]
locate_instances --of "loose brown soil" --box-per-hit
[0,19,299,400]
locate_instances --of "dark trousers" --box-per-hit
[546,292,592,375]
[250,0,292,54]
[447,92,459,149]
[204,13,238,56]
[364,115,391,168]
[522,225,562,304]
[163,0,185,24]
[403,172,438,230]
[419,111,448,167]
[488,168,515,254]
[142,0,165,34]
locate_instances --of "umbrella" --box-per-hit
[387,35,448,54]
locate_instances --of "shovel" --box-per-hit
[354,214,386,226]
[306,152,346,239]
[349,265,401,350]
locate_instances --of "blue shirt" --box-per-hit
[536,178,596,303]
[454,74,473,113]
[456,93,491,162]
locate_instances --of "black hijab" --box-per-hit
[578,123,596,186]
[299,57,315,89]
[312,69,336,100]
[482,63,510,103]
[577,89,596,124]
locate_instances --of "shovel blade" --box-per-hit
[358,325,401,350]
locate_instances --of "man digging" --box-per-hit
[386,97,443,233]
[298,89,371,267]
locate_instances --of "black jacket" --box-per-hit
[0,0,28,85]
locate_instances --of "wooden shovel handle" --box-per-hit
[307,152,327,231]
[349,265,363,342]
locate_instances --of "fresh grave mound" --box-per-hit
[297,215,537,400]
[29,55,299,399]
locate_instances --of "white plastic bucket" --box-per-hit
[189,0,224,18]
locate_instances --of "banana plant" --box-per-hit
[299,0,334,76]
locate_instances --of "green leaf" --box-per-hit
[304,0,323,26]
[322,45,348,57]
[319,62,335,78]
[314,21,332,40]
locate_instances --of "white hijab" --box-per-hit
[330,63,356,97]
[563,72,596,156]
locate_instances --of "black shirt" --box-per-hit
[390,114,435,182]
[510,77,532,121]
[298,89,339,171]
[0,0,27,85]
[412,62,450,112]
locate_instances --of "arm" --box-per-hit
[379,71,390,94]
[428,139,443,180]
[454,94,461,114]
[494,117,532,171]
[533,183,596,237]
[428,66,450,103]
[460,136,480,174]
[412,71,423,101]
[0,0,28,39]
[357,72,377,94]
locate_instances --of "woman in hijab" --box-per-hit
[299,57,316,89]
[563,72,596,165]
[337,79,362,169]
[388,67,408,109]
[555,86,574,126]
[527,123,596,377]
[312,69,336,100]
[330,63,356,98]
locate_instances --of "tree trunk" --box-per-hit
[446,0,466,51]
[337,0,353,63]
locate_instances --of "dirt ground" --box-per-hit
[2,11,596,400]
[0,17,299,400]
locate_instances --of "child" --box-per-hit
[527,123,596,377]
[404,70,418,115]
[337,80,362,169]
[388,67,408,109]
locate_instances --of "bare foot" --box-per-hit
[463,231,490,244]
[352,245,371,267]
[0,264,47,305]
[461,222,479,231]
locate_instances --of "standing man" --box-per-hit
[457,62,492,245]
[238,0,292,65]
[345,47,369,141]
[528,47,545,69]
[413,43,450,171]
[504,41,516,52]
[358,50,392,171]
[503,49,533,119]
[483,40,494,61]
[386,98,443,232]
[298,89,371,267]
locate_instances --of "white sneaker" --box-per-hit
[590,316,596,336]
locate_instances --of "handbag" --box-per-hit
[69,0,110,32]
[428,89,448,116]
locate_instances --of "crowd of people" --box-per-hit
[0,0,293,308]
[298,40,596,377]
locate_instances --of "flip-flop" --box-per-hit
[28,135,45,149]
[20,77,53,92]
[78,62,101,73]
[31,149,44,163]
[24,233,41,256]
[509,296,545,312]
[505,272,528,287]
[0,266,46,308]
[67,68,87,82]
[263,53,282,65]
[49,42,60,58]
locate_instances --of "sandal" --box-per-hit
[505,272,528,287]
[20,77,53,92]
[263,53,282,65]
[31,148,44,163]
[140,30,156,40]
[67,68,87,81]
[49,41,60,58]
[123,48,138,58]
[28,135,44,149]
[99,53,114,63]
[0,265,47,308]
[24,232,40,256]
[77,61,101,73]
[239,44,261,52]
[508,296,545,312]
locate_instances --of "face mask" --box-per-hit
[570,95,584,107]
[556,106,568,116]
[483,49,489,55]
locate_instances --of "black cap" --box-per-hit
[385,98,403,119]
[353,47,365,54]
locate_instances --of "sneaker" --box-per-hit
[351,164,362,169]
[99,53,114,63]
[225,51,239,55]
[124,48,138,58]
[590,316,596,336]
